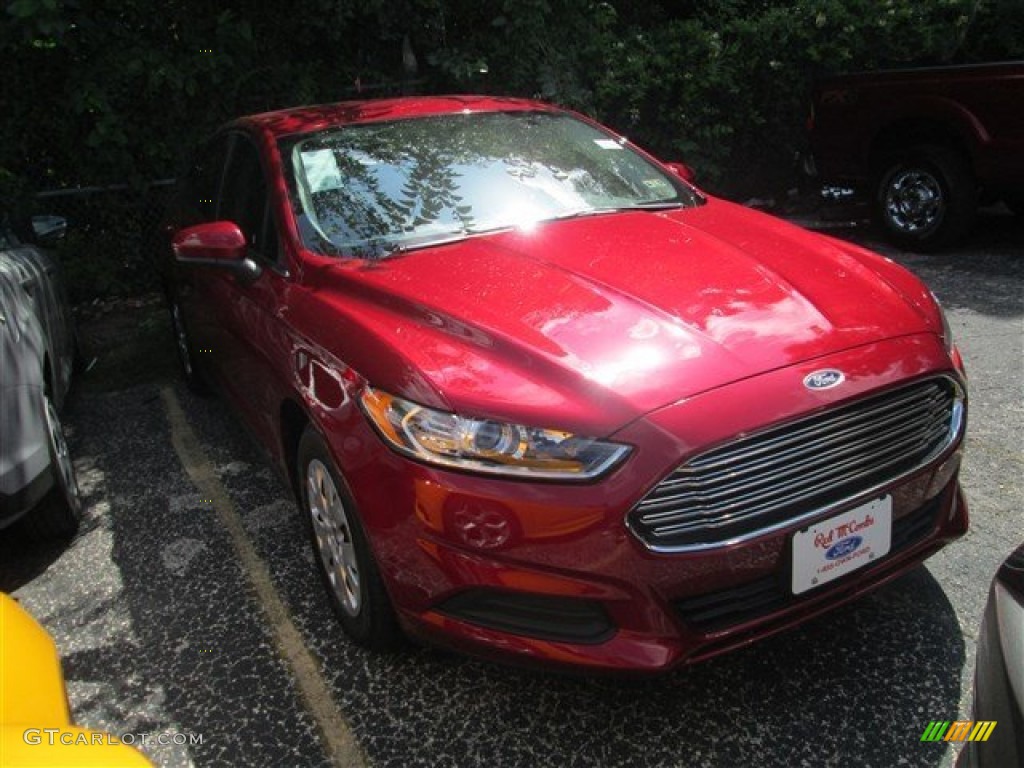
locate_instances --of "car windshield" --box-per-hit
[282,110,699,258]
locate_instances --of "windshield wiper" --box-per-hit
[385,231,470,257]
[381,203,684,256]
[623,201,686,210]
[384,224,517,257]
[553,201,684,221]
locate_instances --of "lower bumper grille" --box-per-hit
[436,589,614,644]
[674,495,942,632]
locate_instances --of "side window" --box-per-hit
[184,135,231,222]
[221,137,280,264]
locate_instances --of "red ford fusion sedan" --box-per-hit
[159,96,968,673]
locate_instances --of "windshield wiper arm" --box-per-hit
[386,231,470,257]
[602,201,685,211]
[554,202,684,221]
[383,205,683,255]
[385,224,517,257]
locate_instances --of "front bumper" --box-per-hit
[335,334,968,672]
[400,476,966,673]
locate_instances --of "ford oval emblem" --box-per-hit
[826,535,862,560]
[804,369,845,390]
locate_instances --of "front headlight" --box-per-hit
[359,387,631,480]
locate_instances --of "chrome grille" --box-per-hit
[628,377,962,551]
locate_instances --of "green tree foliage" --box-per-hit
[1,0,1020,296]
[4,0,1020,193]
[589,0,1022,195]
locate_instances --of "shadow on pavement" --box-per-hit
[9,386,333,767]
[0,534,68,592]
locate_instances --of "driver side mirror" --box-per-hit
[172,221,262,281]
[664,162,696,184]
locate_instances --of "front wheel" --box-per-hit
[297,425,402,649]
[168,297,208,394]
[874,145,977,251]
[21,393,82,540]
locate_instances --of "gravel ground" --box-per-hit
[1,209,1020,768]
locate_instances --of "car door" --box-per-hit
[201,132,293,449]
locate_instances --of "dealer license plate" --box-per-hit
[791,496,892,595]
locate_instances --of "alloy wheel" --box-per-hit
[883,169,944,235]
[306,458,361,616]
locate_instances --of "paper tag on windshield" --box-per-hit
[643,178,673,194]
[594,139,622,150]
[300,149,343,193]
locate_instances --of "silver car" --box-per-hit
[958,541,1024,767]
[0,216,81,538]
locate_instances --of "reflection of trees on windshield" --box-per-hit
[286,112,691,259]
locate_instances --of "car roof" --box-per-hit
[237,95,560,139]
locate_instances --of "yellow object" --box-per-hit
[1,593,150,766]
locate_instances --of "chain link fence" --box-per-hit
[36,181,177,303]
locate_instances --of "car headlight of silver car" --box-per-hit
[360,387,631,480]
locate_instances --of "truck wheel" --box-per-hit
[874,145,977,251]
[21,393,82,540]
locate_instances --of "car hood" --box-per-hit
[322,199,935,434]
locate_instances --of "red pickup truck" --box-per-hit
[808,61,1024,250]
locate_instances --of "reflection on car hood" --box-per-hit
[325,199,934,432]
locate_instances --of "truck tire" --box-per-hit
[874,145,977,251]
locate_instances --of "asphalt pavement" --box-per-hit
[1,210,1021,768]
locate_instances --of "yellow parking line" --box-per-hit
[161,387,366,768]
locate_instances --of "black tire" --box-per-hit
[20,392,82,540]
[167,296,209,395]
[297,425,403,649]
[873,144,977,251]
